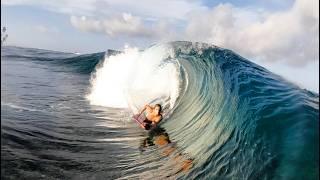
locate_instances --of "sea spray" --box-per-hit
[86,44,181,114]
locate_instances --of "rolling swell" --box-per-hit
[1,46,121,74]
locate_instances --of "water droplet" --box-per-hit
[267,152,271,156]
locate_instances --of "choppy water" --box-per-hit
[1,42,319,180]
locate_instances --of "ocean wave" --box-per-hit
[85,41,318,179]
[1,42,318,179]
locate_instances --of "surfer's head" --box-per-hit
[154,104,162,115]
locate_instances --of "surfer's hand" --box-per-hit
[140,123,146,129]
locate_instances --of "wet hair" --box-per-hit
[155,104,162,113]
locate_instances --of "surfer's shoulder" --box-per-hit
[154,114,162,123]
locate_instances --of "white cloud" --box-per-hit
[185,0,319,66]
[70,13,177,39]
[98,0,206,20]
[34,25,59,34]
[3,0,317,63]
[2,0,96,16]
[1,0,206,20]
[34,25,48,33]
[70,14,152,38]
[2,0,202,39]
[182,0,318,92]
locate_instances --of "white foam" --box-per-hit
[2,102,41,112]
[86,45,180,113]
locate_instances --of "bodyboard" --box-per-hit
[132,114,145,128]
[132,114,155,130]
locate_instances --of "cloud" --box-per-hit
[2,0,201,39]
[1,0,96,16]
[65,0,318,66]
[70,14,152,38]
[185,0,319,66]
[181,0,318,92]
[1,0,206,20]
[70,13,177,39]
[2,0,317,65]
[34,25,59,34]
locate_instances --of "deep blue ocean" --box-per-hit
[1,42,319,179]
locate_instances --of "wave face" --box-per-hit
[161,42,319,179]
[1,42,319,180]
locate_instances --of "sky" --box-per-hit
[1,0,319,93]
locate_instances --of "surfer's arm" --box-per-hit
[139,104,151,115]
[140,124,146,129]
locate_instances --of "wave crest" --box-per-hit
[86,45,181,114]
